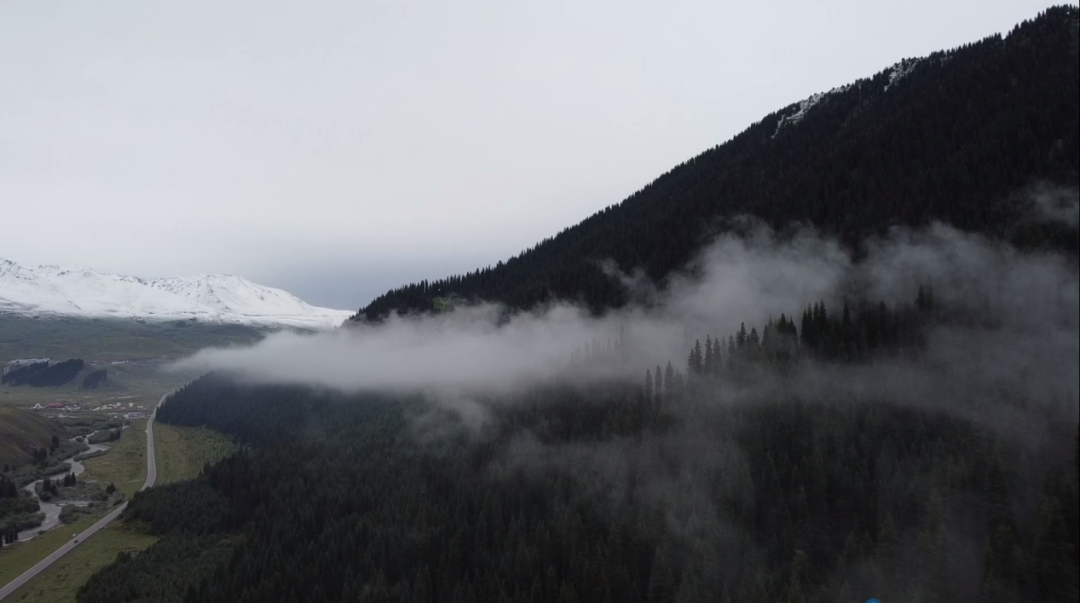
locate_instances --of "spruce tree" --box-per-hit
[655,365,663,408]
[801,307,813,349]
[703,336,714,375]
[664,362,675,399]
[712,338,723,376]
[647,546,674,603]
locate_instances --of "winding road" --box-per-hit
[0,392,169,601]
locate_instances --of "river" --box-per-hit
[16,435,110,542]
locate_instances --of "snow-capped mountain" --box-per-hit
[0,258,352,329]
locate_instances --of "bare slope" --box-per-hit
[0,407,68,469]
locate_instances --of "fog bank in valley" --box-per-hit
[175,221,1078,430]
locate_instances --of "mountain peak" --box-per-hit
[0,259,351,329]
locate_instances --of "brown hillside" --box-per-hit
[0,407,69,470]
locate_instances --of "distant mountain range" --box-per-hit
[353,6,1078,320]
[0,258,351,329]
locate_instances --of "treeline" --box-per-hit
[1,361,48,385]
[0,527,20,547]
[75,366,1079,603]
[0,474,18,499]
[77,537,234,603]
[39,473,76,498]
[27,359,85,387]
[353,7,1078,320]
[681,287,936,379]
[2,359,85,387]
[82,369,107,389]
[89,429,122,444]
[1,472,40,549]
[568,288,937,422]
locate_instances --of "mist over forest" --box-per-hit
[59,6,1080,603]
[135,212,1078,603]
[179,218,1078,427]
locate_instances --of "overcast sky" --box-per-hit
[1,0,1065,310]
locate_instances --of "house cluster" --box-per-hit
[31,402,70,411]
[30,400,145,418]
[95,402,133,412]
[99,357,164,366]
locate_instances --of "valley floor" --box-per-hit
[0,420,234,603]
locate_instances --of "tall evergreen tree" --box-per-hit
[712,338,723,377]
[655,365,663,409]
[703,336,714,376]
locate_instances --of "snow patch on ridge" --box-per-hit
[772,83,852,138]
[886,58,922,91]
[774,93,825,135]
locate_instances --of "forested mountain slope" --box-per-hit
[76,349,1079,602]
[353,6,1079,320]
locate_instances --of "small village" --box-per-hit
[2,358,158,422]
[27,401,146,422]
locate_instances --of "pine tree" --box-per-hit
[644,370,654,407]
[647,546,674,603]
[694,340,703,375]
[781,550,809,603]
[713,338,724,376]
[664,362,675,401]
[703,336,714,375]
[1033,495,1079,601]
[688,340,704,376]
[801,307,813,349]
[655,365,663,409]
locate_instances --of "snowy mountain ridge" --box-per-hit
[0,258,351,329]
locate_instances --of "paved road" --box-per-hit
[0,392,170,601]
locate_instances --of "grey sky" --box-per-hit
[1,0,1064,310]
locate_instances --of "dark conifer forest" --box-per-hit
[1,359,85,387]
[81,368,108,389]
[75,282,1079,603]
[70,7,1079,603]
[0,361,47,386]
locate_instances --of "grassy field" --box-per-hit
[0,314,267,363]
[0,407,68,469]
[81,420,148,499]
[154,423,239,485]
[0,363,195,412]
[0,423,235,602]
[0,516,98,586]
[0,418,150,590]
[2,523,157,603]
[0,313,253,600]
